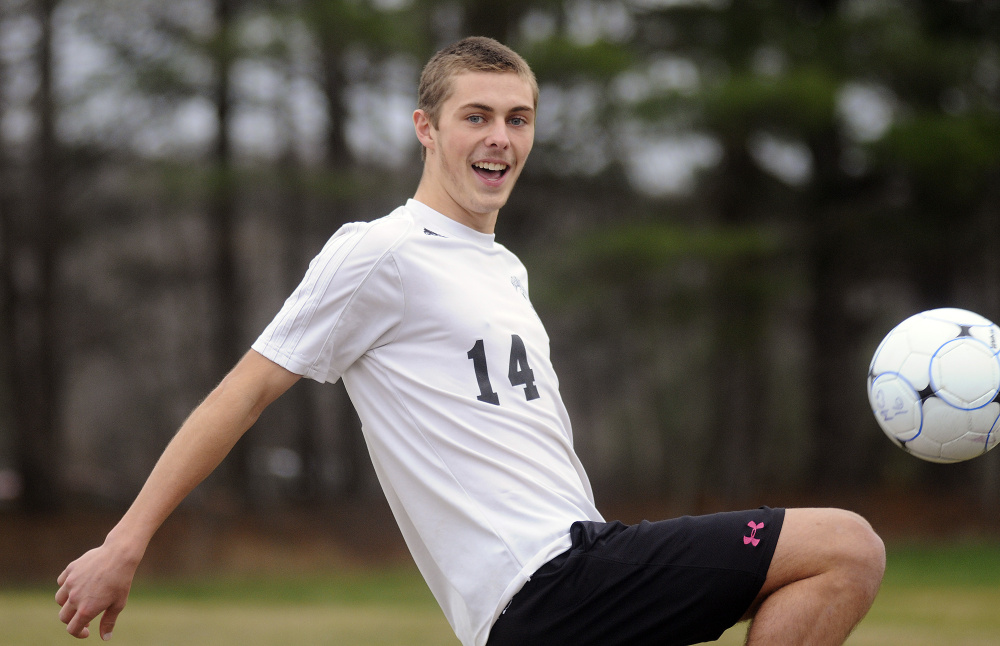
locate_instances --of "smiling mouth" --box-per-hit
[472,161,509,181]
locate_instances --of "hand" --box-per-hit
[55,542,138,640]
[53,352,297,639]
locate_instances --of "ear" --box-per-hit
[413,109,435,153]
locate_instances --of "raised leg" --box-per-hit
[743,508,885,645]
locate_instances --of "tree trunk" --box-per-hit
[462,1,529,43]
[6,0,63,512]
[209,0,251,504]
[317,28,369,498]
[703,143,769,504]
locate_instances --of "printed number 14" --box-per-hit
[467,336,540,405]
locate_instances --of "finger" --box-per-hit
[100,605,123,641]
[58,600,76,625]
[55,584,68,606]
[66,612,92,639]
[57,568,68,586]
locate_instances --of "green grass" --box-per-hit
[17,566,458,645]
[17,542,1000,645]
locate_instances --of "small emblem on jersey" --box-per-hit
[510,276,529,301]
[423,228,445,237]
[743,521,764,546]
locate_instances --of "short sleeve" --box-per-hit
[252,219,406,383]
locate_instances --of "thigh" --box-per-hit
[489,508,785,646]
[752,507,881,604]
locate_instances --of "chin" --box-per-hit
[475,191,514,213]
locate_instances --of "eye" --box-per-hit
[509,116,526,126]
[467,115,484,124]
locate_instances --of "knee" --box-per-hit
[825,509,886,594]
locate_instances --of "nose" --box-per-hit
[484,120,510,149]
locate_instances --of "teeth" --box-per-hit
[474,162,508,171]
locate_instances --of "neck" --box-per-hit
[412,170,498,235]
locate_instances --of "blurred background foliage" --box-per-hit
[0,0,998,526]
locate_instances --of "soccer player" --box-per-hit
[56,37,884,645]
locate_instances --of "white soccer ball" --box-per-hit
[868,308,1000,463]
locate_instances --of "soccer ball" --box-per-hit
[867,308,1000,463]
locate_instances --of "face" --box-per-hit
[413,71,535,233]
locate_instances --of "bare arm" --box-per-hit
[55,350,301,640]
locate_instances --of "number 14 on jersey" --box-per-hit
[467,336,540,405]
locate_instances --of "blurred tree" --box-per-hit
[244,0,429,501]
[1,0,65,511]
[534,0,1000,502]
[0,0,13,492]
[205,0,252,500]
[861,0,1000,495]
[4,0,997,515]
[462,0,531,44]
[303,0,423,499]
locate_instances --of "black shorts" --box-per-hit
[487,507,784,646]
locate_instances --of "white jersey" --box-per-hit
[252,199,603,646]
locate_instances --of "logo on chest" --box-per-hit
[510,276,530,303]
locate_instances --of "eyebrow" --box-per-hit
[460,102,535,115]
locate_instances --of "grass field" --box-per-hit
[13,541,1000,645]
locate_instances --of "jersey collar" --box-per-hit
[406,199,496,248]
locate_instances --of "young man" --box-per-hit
[56,37,884,645]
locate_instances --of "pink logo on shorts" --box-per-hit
[743,521,764,546]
